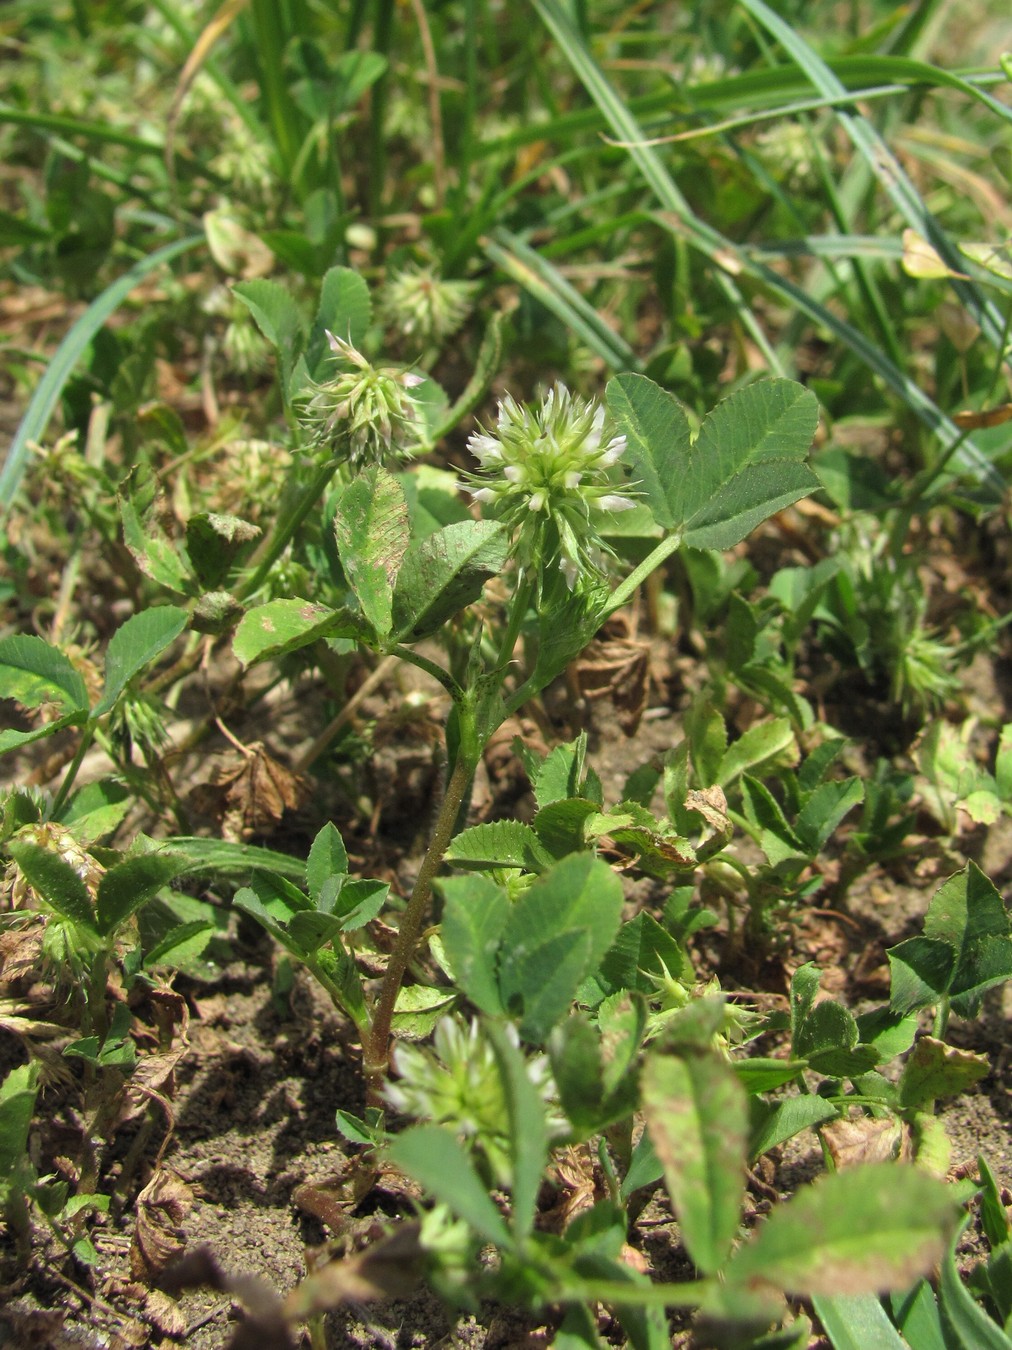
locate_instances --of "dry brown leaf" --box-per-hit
[281,1222,425,1319]
[130,1170,194,1281]
[292,1157,381,1235]
[573,634,651,734]
[822,1116,905,1170]
[189,742,310,841]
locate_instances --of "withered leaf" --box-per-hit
[822,1116,905,1171]
[282,1222,425,1319]
[131,1169,194,1281]
[189,742,310,841]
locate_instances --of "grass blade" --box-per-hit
[0,235,203,514]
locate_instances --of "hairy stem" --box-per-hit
[364,753,475,1102]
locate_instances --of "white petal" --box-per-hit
[470,487,497,503]
[527,490,547,512]
[599,436,626,465]
[598,494,637,512]
[400,372,425,388]
[559,554,580,588]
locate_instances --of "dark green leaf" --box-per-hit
[392,521,509,642]
[93,606,189,716]
[95,852,187,936]
[7,840,97,934]
[0,634,90,716]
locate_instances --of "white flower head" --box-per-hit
[462,383,636,591]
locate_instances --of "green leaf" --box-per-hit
[500,929,592,1044]
[118,468,194,595]
[440,874,510,1017]
[95,852,187,937]
[444,820,553,872]
[749,1094,838,1161]
[795,778,864,855]
[390,984,457,1040]
[486,1022,547,1243]
[156,836,307,883]
[93,606,188,717]
[501,853,624,991]
[0,712,86,756]
[0,634,90,716]
[232,598,362,665]
[7,839,97,933]
[596,911,689,994]
[392,521,509,642]
[742,775,805,865]
[718,718,796,788]
[887,937,956,1014]
[898,1036,989,1110]
[332,468,410,637]
[641,1050,748,1275]
[0,1063,40,1185]
[307,265,372,377]
[939,1228,1012,1350]
[533,734,591,808]
[812,1293,909,1350]
[386,1126,512,1248]
[924,863,1012,1018]
[605,374,693,531]
[727,1163,959,1296]
[143,920,215,969]
[306,822,349,902]
[888,1279,947,1350]
[57,780,132,844]
[608,376,819,548]
[233,278,304,394]
[184,513,260,590]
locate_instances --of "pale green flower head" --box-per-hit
[379,264,476,345]
[385,1016,566,1186]
[297,331,425,467]
[464,384,636,591]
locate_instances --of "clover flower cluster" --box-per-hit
[385,1016,566,1186]
[463,384,635,590]
[297,331,424,467]
[379,264,476,345]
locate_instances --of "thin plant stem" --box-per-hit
[49,723,97,820]
[237,457,339,601]
[364,752,474,1101]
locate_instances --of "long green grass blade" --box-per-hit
[739,0,1010,359]
[0,235,204,513]
[0,104,163,153]
[484,231,638,371]
[533,0,1002,496]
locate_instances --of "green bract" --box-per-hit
[464,383,636,589]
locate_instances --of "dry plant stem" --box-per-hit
[294,653,399,772]
[364,753,474,1103]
